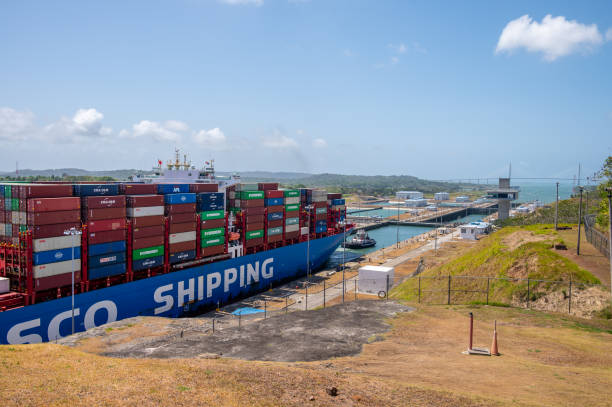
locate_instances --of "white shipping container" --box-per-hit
[34,259,81,279]
[33,235,82,253]
[311,190,327,197]
[284,196,299,205]
[19,212,26,224]
[12,211,19,224]
[285,224,299,233]
[169,231,197,244]
[300,226,309,235]
[0,277,9,294]
[358,265,395,295]
[126,206,164,217]
[0,223,4,236]
[312,196,326,202]
[229,191,235,199]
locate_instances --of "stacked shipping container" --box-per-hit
[196,185,226,258]
[127,194,165,271]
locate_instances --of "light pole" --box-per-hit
[64,226,82,335]
[305,204,313,279]
[555,182,559,230]
[577,186,583,256]
[396,202,400,249]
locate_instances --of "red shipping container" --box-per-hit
[165,203,195,214]
[267,234,283,243]
[12,224,18,237]
[285,210,299,218]
[169,222,196,234]
[201,244,225,257]
[266,205,284,213]
[88,229,126,245]
[27,197,81,213]
[265,190,283,198]
[245,215,265,224]
[168,212,196,224]
[285,231,300,239]
[133,225,164,239]
[32,222,81,239]
[83,207,126,221]
[131,215,164,227]
[257,183,278,191]
[242,206,266,215]
[120,184,157,195]
[0,200,3,210]
[21,184,73,198]
[200,218,226,229]
[314,202,327,208]
[327,193,342,199]
[13,185,20,198]
[132,235,164,250]
[87,218,127,233]
[27,210,81,226]
[35,272,81,292]
[19,198,26,209]
[240,199,264,208]
[126,195,164,207]
[169,240,196,254]
[83,195,126,209]
[245,237,264,248]
[268,219,283,228]
[315,213,327,221]
[189,183,218,193]
[245,222,264,232]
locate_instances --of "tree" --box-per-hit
[596,156,612,229]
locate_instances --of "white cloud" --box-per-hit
[219,0,263,5]
[388,43,407,54]
[312,138,327,148]
[193,127,228,150]
[132,120,182,142]
[390,56,399,65]
[164,120,189,132]
[496,15,604,61]
[0,107,35,141]
[343,49,354,57]
[606,28,612,42]
[261,130,299,149]
[44,108,112,143]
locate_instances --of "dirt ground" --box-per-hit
[61,301,413,361]
[556,227,611,287]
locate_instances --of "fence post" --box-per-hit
[354,279,357,301]
[486,277,490,305]
[212,318,215,334]
[418,275,421,303]
[568,277,572,315]
[305,283,308,310]
[323,280,326,308]
[285,295,288,314]
[386,274,389,300]
[527,278,530,309]
[447,275,451,305]
[264,299,267,319]
[238,312,241,329]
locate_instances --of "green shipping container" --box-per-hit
[315,207,327,215]
[19,225,27,232]
[11,198,19,211]
[4,188,11,198]
[285,217,299,225]
[133,245,164,260]
[229,207,241,214]
[285,203,299,212]
[202,236,225,247]
[283,190,299,197]
[199,210,224,220]
[246,229,264,240]
[268,226,283,236]
[201,227,225,239]
[237,183,259,191]
[239,190,264,200]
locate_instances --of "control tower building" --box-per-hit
[486,178,519,220]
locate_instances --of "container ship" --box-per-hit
[0,154,348,344]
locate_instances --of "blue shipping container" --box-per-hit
[169,250,196,264]
[316,220,327,227]
[265,198,284,206]
[88,251,126,269]
[164,193,196,205]
[196,201,224,212]
[88,241,127,257]
[88,262,126,280]
[33,247,81,266]
[332,199,345,206]
[268,212,284,221]
[196,192,224,203]
[315,226,327,233]
[73,184,119,196]
[157,184,189,194]
[133,255,164,271]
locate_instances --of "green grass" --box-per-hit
[391,225,601,305]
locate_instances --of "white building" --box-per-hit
[425,205,438,211]
[396,190,423,200]
[405,198,428,207]
[434,192,449,201]
[460,222,491,240]
[455,195,471,203]
[358,265,395,295]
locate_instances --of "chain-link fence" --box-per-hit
[584,214,609,257]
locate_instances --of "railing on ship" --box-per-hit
[584,214,609,257]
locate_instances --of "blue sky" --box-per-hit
[0,0,611,180]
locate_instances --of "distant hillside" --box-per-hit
[0,168,144,180]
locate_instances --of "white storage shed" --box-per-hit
[404,198,428,207]
[396,191,423,200]
[434,192,450,201]
[358,265,395,296]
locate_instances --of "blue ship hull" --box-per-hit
[0,233,344,344]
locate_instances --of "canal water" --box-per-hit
[347,208,408,217]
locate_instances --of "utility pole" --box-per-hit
[577,187,583,256]
[607,187,612,300]
[396,202,400,249]
[555,182,559,230]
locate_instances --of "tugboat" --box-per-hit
[343,229,377,249]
